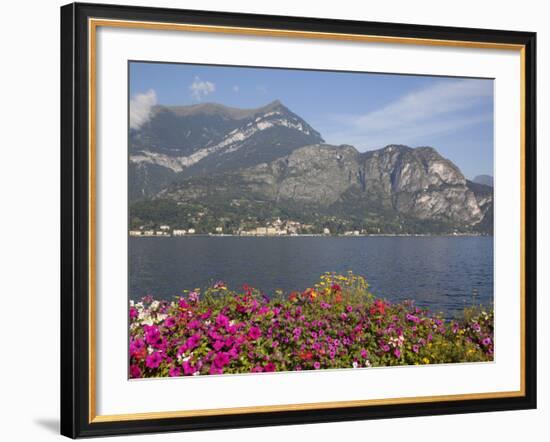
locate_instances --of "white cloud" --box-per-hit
[129,89,157,130]
[232,85,240,93]
[325,79,493,149]
[190,76,216,100]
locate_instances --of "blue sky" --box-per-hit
[130,61,494,179]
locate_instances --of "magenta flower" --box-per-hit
[185,333,201,351]
[251,366,263,373]
[213,352,230,368]
[209,366,223,375]
[129,307,138,320]
[144,325,161,345]
[216,313,230,328]
[183,360,197,375]
[178,299,189,309]
[164,317,176,328]
[146,352,162,369]
[213,340,225,351]
[394,348,401,358]
[130,338,145,354]
[264,362,276,372]
[248,326,261,341]
[313,362,321,369]
[129,364,141,378]
[169,366,181,377]
[346,305,353,313]
[360,349,368,359]
[482,337,492,346]
[412,344,420,353]
[187,319,201,329]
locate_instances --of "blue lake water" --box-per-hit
[129,236,493,315]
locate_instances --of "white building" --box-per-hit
[187,228,196,234]
[129,230,142,237]
[323,227,331,235]
[159,225,170,231]
[215,226,223,233]
[173,229,186,236]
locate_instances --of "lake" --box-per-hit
[129,236,493,316]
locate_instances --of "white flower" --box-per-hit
[150,300,160,311]
[352,361,359,369]
[147,346,154,354]
[154,313,167,324]
[365,360,372,367]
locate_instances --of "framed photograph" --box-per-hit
[60,2,536,438]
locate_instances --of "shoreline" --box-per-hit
[129,233,492,238]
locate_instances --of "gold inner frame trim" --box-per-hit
[88,17,527,424]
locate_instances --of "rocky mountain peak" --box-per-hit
[129,101,493,234]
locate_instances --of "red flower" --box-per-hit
[369,299,386,315]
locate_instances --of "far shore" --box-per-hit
[129,232,491,238]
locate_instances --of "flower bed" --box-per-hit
[129,272,493,378]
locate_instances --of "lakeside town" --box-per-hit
[129,217,485,238]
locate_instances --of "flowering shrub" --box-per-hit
[129,272,494,378]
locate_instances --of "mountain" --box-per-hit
[473,174,493,187]
[129,100,323,200]
[129,100,493,234]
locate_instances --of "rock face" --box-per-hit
[130,100,493,233]
[129,100,323,198]
[160,144,489,229]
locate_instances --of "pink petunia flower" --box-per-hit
[264,362,276,372]
[164,317,176,328]
[248,326,262,341]
[129,307,138,320]
[129,364,141,378]
[145,352,162,369]
[169,366,181,377]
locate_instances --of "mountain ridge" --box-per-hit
[129,100,493,234]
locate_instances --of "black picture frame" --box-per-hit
[61,2,537,438]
